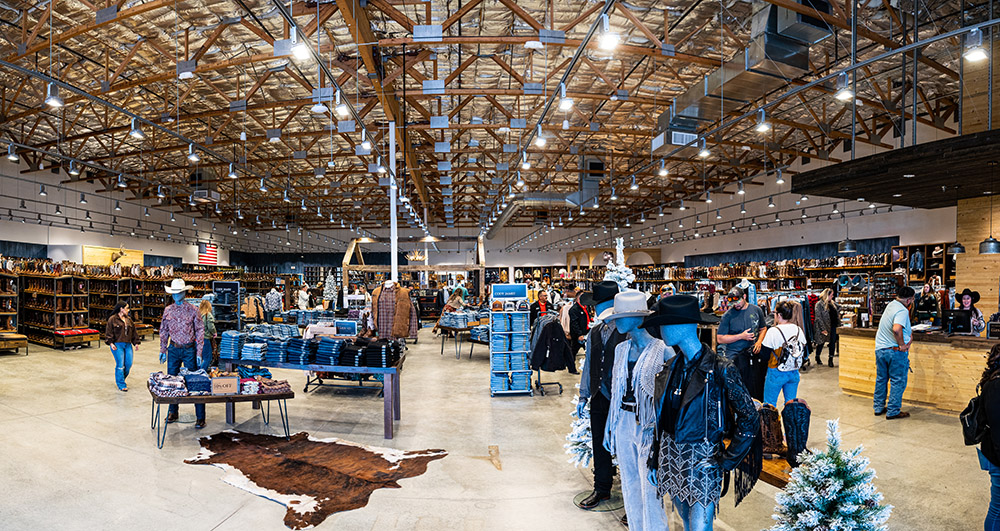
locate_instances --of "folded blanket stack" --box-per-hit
[257,376,293,395]
[240,378,260,395]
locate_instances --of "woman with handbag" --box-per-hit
[754,300,806,407]
[978,344,1000,530]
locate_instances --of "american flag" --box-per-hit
[198,242,218,265]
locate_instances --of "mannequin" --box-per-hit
[159,279,206,428]
[644,295,759,531]
[577,281,624,509]
[602,291,671,530]
[372,280,417,339]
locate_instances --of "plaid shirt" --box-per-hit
[265,290,283,311]
[159,301,205,360]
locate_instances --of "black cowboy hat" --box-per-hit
[960,288,981,305]
[580,281,620,307]
[641,295,717,335]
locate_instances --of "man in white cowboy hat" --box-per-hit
[160,278,206,428]
[602,290,672,531]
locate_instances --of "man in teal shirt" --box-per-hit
[873,286,915,419]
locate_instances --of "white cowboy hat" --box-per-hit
[602,291,653,322]
[165,278,193,294]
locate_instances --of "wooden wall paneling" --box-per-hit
[956,196,1000,314]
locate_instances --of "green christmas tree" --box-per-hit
[769,419,892,531]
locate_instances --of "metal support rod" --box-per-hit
[913,0,919,145]
[389,121,398,282]
[851,0,857,160]
[992,0,995,130]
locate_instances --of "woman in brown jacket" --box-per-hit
[105,301,140,391]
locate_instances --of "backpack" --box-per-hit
[961,385,988,446]
[769,326,803,371]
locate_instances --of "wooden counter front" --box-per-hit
[838,328,991,413]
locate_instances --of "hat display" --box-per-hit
[164,278,193,294]
[960,288,981,305]
[517,300,530,312]
[580,281,620,307]
[602,291,653,322]
[641,295,715,331]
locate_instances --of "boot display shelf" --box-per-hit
[19,274,97,349]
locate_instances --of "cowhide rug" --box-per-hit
[186,430,447,529]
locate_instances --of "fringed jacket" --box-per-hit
[649,344,761,506]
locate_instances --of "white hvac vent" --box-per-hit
[671,131,698,147]
[193,189,221,203]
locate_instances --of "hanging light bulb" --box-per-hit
[832,204,840,214]
[630,175,638,191]
[334,90,349,117]
[290,26,309,60]
[768,196,775,208]
[116,174,126,188]
[6,145,18,162]
[79,192,87,204]
[740,203,747,214]
[300,198,307,211]
[516,171,525,187]
[115,200,122,211]
[737,181,745,195]
[658,159,668,177]
[755,108,770,133]
[521,151,531,170]
[129,117,146,139]
[283,190,291,203]
[44,82,64,108]
[361,129,372,150]
[965,28,989,62]
[678,200,686,211]
[68,160,80,176]
[38,184,46,196]
[54,205,62,215]
[534,125,546,147]
[187,143,200,163]
[144,207,150,217]
[170,212,175,222]
[227,163,238,179]
[705,190,712,204]
[775,169,785,185]
[155,185,166,199]
[259,178,267,192]
[834,72,854,102]
[696,215,702,224]
[698,138,710,158]
[800,193,808,201]
[658,206,664,217]
[610,186,618,201]
[598,13,618,50]
[558,82,573,110]
[716,209,722,220]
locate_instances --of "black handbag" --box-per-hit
[961,384,987,446]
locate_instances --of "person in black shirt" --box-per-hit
[529,291,550,327]
[978,343,1000,531]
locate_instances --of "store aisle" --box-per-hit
[0,331,988,530]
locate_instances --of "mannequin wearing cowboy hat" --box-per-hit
[602,290,673,530]
[160,278,206,428]
[958,288,986,336]
[577,281,625,510]
[643,295,760,531]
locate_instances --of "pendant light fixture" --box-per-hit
[838,210,857,253]
[965,27,989,62]
[334,90,349,117]
[68,161,80,176]
[79,193,87,204]
[980,160,1000,254]
[6,145,18,162]
[834,72,854,102]
[187,143,200,163]
[44,82,64,108]
[558,82,573,110]
[775,169,785,185]
[658,160,668,177]
[38,184,46,196]
[598,13,618,51]
[227,163,238,179]
[361,129,372,150]
[630,175,638,191]
[129,117,146,139]
[755,109,770,133]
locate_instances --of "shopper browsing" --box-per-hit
[577,281,624,510]
[716,286,768,400]
[199,299,216,371]
[297,284,310,310]
[569,290,593,359]
[976,343,1000,531]
[813,288,838,367]
[873,286,916,420]
[160,279,206,428]
[755,300,806,407]
[104,301,139,392]
[529,290,550,327]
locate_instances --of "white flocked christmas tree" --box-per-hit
[769,419,892,531]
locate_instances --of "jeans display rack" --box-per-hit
[212,280,243,333]
[489,284,533,397]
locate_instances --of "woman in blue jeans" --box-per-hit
[755,300,806,407]
[979,344,1000,530]
[104,302,140,391]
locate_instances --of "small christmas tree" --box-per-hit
[769,419,892,531]
[564,394,592,467]
[603,237,635,291]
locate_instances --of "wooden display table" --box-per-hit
[225,357,404,439]
[147,384,293,448]
[0,333,28,355]
[838,328,993,413]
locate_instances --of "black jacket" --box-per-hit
[982,378,1000,467]
[530,320,572,372]
[651,344,759,473]
[585,321,626,399]
[529,300,553,327]
[568,303,591,342]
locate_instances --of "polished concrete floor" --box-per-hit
[0,330,988,530]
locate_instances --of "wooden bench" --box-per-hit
[147,384,293,448]
[760,456,792,489]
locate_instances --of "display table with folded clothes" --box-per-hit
[218,334,405,439]
[147,369,293,448]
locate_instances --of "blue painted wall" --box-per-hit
[683,237,899,267]
[0,241,47,258]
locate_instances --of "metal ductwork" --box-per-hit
[653,0,832,154]
[486,193,580,239]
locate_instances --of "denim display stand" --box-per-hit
[489,284,533,397]
[147,384,293,448]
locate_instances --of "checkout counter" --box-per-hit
[838,327,993,413]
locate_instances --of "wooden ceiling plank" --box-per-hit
[614,3,663,49]
[106,38,145,87]
[442,0,483,31]
[368,0,415,33]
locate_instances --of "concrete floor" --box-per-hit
[0,330,988,530]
